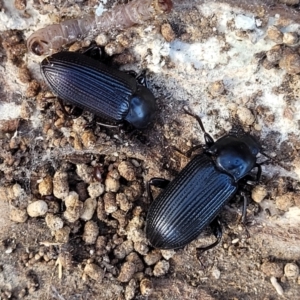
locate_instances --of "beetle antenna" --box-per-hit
[183,107,214,147]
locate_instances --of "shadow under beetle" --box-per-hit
[41,51,157,129]
[146,109,265,255]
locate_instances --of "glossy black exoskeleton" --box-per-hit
[146,110,264,253]
[41,51,156,129]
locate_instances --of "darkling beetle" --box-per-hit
[146,109,265,255]
[40,51,157,129]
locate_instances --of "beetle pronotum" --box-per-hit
[27,0,173,56]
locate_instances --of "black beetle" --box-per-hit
[146,110,264,253]
[41,51,157,129]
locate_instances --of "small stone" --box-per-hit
[81,130,96,148]
[160,249,175,260]
[80,198,97,221]
[125,279,136,300]
[134,241,149,256]
[38,175,53,196]
[126,252,144,272]
[279,49,300,74]
[117,262,136,282]
[237,107,255,126]
[211,266,221,279]
[144,250,162,266]
[284,263,299,280]
[105,169,120,192]
[267,26,283,44]
[153,260,169,277]
[84,263,105,282]
[64,192,83,223]
[251,185,268,203]
[118,161,136,181]
[45,213,64,231]
[103,192,118,214]
[27,200,48,217]
[55,226,71,243]
[161,23,176,42]
[87,182,105,198]
[276,193,294,211]
[95,33,109,46]
[82,221,99,244]
[266,45,283,63]
[97,199,106,221]
[76,164,94,184]
[114,240,134,259]
[283,32,299,46]
[105,42,124,56]
[116,193,132,211]
[53,171,69,199]
[9,207,28,223]
[208,80,225,96]
[140,278,153,297]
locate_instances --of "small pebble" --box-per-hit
[284,263,299,280]
[87,182,105,198]
[126,252,144,272]
[161,22,176,42]
[64,192,83,223]
[114,240,134,259]
[27,200,48,217]
[53,171,69,199]
[267,26,283,44]
[275,193,294,211]
[140,278,153,297]
[208,80,225,96]
[117,262,136,282]
[144,250,162,266]
[279,50,300,74]
[211,266,221,279]
[283,32,298,46]
[55,226,71,243]
[9,207,28,223]
[45,213,64,231]
[80,198,97,221]
[118,161,136,181]
[237,107,255,126]
[38,175,53,196]
[104,192,118,214]
[153,260,169,277]
[125,279,136,300]
[82,221,99,244]
[84,263,105,282]
[251,185,268,203]
[161,249,175,260]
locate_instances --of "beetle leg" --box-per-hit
[183,108,215,147]
[56,98,83,119]
[238,190,250,238]
[147,178,170,202]
[196,218,222,258]
[173,145,204,158]
[245,163,262,185]
[135,70,148,87]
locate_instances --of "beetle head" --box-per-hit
[207,135,260,181]
[125,86,157,129]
